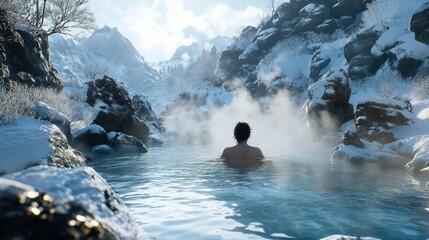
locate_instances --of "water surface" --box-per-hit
[89,145,429,239]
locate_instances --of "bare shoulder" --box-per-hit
[251,146,264,158]
[220,147,231,159]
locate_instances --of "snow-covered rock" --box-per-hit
[87,75,149,142]
[108,132,148,154]
[0,117,85,174]
[321,234,381,240]
[2,166,150,239]
[410,2,429,45]
[355,97,415,129]
[72,124,107,152]
[344,25,388,80]
[306,68,354,138]
[34,101,72,141]
[0,11,62,90]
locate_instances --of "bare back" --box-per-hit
[221,143,264,163]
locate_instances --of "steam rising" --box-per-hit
[164,88,312,156]
[209,89,310,156]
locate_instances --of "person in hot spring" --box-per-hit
[220,122,264,168]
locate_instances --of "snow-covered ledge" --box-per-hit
[3,165,151,239]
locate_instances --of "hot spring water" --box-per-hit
[89,145,429,239]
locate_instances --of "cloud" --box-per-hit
[89,0,262,62]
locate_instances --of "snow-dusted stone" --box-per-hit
[214,26,257,83]
[305,68,354,139]
[310,50,331,81]
[86,75,149,142]
[72,124,107,152]
[344,25,388,80]
[387,33,429,78]
[34,101,72,141]
[331,0,368,19]
[321,234,381,240]
[0,11,62,90]
[108,132,148,154]
[355,97,414,129]
[410,2,429,45]
[296,4,331,33]
[132,93,157,122]
[316,18,337,34]
[0,117,85,174]
[0,177,117,239]
[332,140,409,168]
[393,136,429,172]
[3,166,151,239]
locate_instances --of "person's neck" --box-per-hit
[237,141,248,146]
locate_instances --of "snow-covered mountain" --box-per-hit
[49,26,170,112]
[159,35,233,70]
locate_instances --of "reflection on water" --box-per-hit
[88,145,429,239]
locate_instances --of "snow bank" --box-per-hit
[4,165,151,239]
[0,117,56,174]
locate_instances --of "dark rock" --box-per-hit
[344,25,388,80]
[108,133,148,154]
[310,50,331,81]
[0,178,117,239]
[296,4,331,33]
[132,93,157,122]
[0,11,63,90]
[410,2,429,45]
[72,124,107,152]
[355,98,414,129]
[363,126,394,144]
[276,0,311,22]
[34,102,72,142]
[91,144,115,156]
[87,76,149,142]
[341,130,364,148]
[337,16,355,30]
[305,68,354,139]
[316,19,337,34]
[331,0,367,19]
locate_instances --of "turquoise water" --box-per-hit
[89,145,429,239]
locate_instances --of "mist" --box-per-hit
[163,87,312,156]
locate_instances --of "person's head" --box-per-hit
[234,122,251,143]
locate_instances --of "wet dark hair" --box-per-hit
[234,122,251,143]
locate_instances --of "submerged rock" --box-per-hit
[108,132,148,154]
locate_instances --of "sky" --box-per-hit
[88,0,271,62]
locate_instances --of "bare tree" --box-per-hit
[46,0,97,36]
[267,0,279,16]
[83,62,107,80]
[4,0,96,36]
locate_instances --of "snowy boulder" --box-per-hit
[316,18,337,34]
[321,234,381,240]
[0,117,85,175]
[0,177,116,239]
[410,2,429,45]
[34,101,72,141]
[3,166,151,239]
[355,97,414,129]
[0,11,62,90]
[344,25,388,80]
[108,132,148,154]
[387,33,429,78]
[331,0,368,20]
[87,75,149,142]
[214,26,257,83]
[332,140,409,168]
[92,144,115,156]
[296,4,331,33]
[391,136,429,173]
[132,93,157,122]
[305,68,354,139]
[310,50,331,81]
[72,124,107,152]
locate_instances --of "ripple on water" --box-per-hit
[89,145,429,239]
